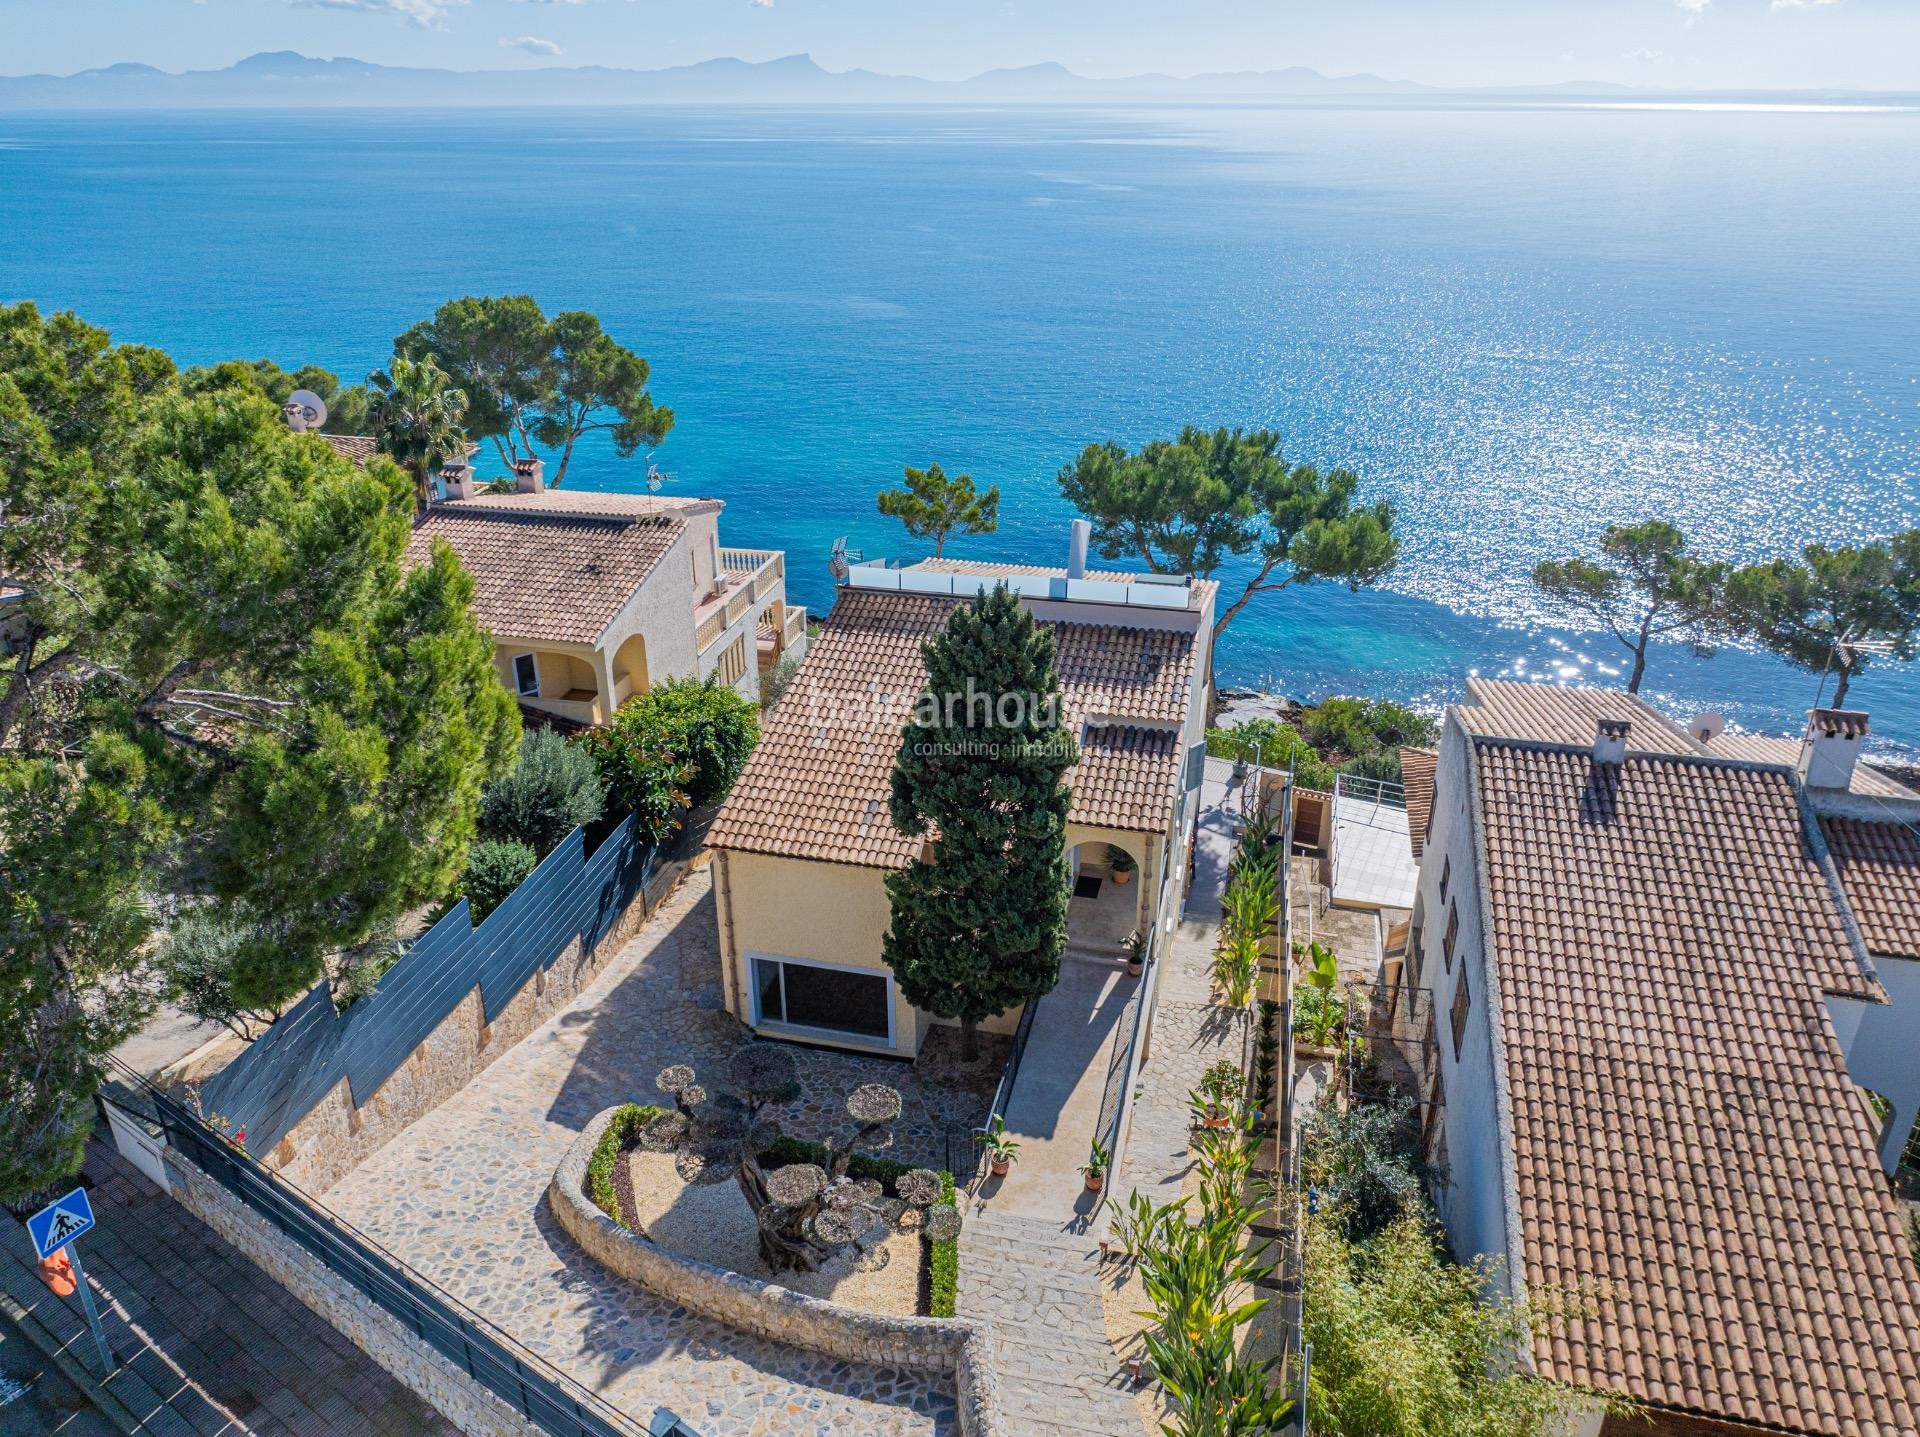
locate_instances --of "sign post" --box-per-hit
[26,1187,113,1377]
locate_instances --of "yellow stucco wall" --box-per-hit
[714,848,1029,1053]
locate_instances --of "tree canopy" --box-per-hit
[884,586,1076,1058]
[367,352,469,511]
[0,302,517,1201]
[1725,535,1920,708]
[1057,426,1397,665]
[396,295,672,488]
[876,461,1000,558]
[184,357,371,436]
[1531,521,1728,694]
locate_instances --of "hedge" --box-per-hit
[929,1168,959,1318]
[587,1103,665,1225]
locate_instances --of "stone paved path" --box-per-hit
[1,1139,454,1437]
[325,867,996,1437]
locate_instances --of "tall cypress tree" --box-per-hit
[884,586,1077,1059]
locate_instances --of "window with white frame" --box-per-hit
[750,954,894,1045]
[512,653,540,697]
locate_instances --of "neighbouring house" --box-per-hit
[1394,678,1920,1437]
[399,459,805,725]
[705,531,1214,1055]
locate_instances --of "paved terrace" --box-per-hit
[324,867,997,1437]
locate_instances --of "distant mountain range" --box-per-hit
[0,51,1655,110]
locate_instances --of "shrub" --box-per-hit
[615,676,761,806]
[587,1104,666,1224]
[163,907,275,1038]
[1301,1094,1423,1243]
[762,650,805,710]
[1206,719,1336,791]
[478,727,604,856]
[1305,697,1437,760]
[1304,1213,1596,1437]
[578,726,695,844]
[929,1169,959,1317]
[1339,748,1404,785]
[463,838,537,921]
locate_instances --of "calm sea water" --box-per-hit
[4,104,1919,743]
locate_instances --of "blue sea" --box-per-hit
[4,103,1919,744]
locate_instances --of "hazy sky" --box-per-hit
[5,0,1917,90]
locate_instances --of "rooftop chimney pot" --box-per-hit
[1798,708,1868,790]
[1067,518,1091,581]
[440,461,476,502]
[513,457,545,494]
[1592,718,1630,766]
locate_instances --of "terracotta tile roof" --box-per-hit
[1074,726,1182,832]
[709,587,1197,866]
[1823,817,1920,960]
[1702,732,1918,798]
[1473,741,1920,1435]
[319,434,380,466]
[1457,678,1698,755]
[407,507,683,646]
[449,488,724,518]
[1400,745,1437,860]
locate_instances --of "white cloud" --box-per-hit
[296,0,468,30]
[515,0,583,6]
[750,0,774,8]
[1675,0,1711,23]
[1625,46,1667,64]
[502,35,564,57]
[1771,0,1842,9]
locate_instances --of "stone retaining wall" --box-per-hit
[550,1109,1006,1437]
[275,856,685,1194]
[163,1147,545,1437]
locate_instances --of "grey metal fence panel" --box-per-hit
[201,815,651,1154]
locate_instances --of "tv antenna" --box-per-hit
[828,536,864,583]
[644,459,673,494]
[283,389,328,433]
[1815,632,1898,708]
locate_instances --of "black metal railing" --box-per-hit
[113,1061,650,1437]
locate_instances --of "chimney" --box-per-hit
[513,456,545,493]
[1592,718,1630,766]
[283,400,310,434]
[1067,518,1091,580]
[440,461,476,501]
[1797,708,1868,790]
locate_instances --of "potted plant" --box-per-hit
[978,1115,1021,1178]
[1082,1140,1110,1193]
[1123,929,1148,978]
[1198,1059,1244,1128]
[1107,845,1136,886]
[1294,941,1344,1057]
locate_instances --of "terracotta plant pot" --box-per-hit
[1111,870,1132,886]
[1084,1171,1106,1193]
[1126,959,1144,978]
[990,1156,1011,1178]
[1203,1110,1229,1130]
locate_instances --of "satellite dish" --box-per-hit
[1687,712,1727,744]
[284,389,328,433]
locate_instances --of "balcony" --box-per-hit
[696,548,784,654]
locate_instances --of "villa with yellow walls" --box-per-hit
[707,550,1214,1056]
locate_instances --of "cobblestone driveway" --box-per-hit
[325,865,998,1437]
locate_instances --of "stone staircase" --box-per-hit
[958,1208,1143,1437]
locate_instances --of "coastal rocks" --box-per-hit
[1214,688,1304,729]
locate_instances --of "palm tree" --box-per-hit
[367,354,468,512]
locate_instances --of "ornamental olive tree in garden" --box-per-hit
[883,585,1077,1060]
[645,1046,959,1273]
[0,302,516,1202]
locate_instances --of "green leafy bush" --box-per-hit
[762,650,805,710]
[478,727,604,856]
[615,676,761,806]
[1205,719,1336,791]
[929,1169,959,1317]
[1304,1213,1596,1437]
[1339,748,1404,785]
[462,838,537,921]
[1301,1095,1424,1243]
[1305,697,1437,759]
[578,727,695,844]
[587,1104,666,1224]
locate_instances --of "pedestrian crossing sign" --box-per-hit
[26,1187,95,1261]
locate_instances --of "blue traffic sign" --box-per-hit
[26,1188,95,1261]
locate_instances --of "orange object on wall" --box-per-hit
[38,1249,76,1297]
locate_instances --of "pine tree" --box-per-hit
[884,586,1077,1059]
